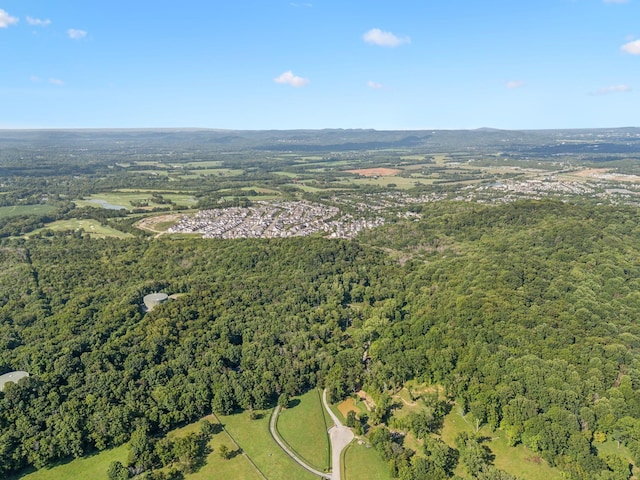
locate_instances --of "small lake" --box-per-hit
[89,199,127,210]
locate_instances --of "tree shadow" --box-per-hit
[287,398,301,409]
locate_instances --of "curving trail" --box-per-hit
[269,406,331,479]
[269,390,355,480]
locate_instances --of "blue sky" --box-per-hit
[1,0,639,129]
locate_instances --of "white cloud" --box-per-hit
[595,84,632,94]
[67,28,87,40]
[622,39,640,54]
[274,70,310,87]
[603,0,629,3]
[30,75,41,83]
[367,81,384,89]
[27,16,51,26]
[0,9,19,28]
[363,28,410,47]
[506,80,525,89]
[48,78,64,86]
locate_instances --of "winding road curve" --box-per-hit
[269,406,332,479]
[269,389,354,480]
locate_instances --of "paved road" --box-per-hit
[269,406,332,479]
[322,389,354,480]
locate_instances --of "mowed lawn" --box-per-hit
[8,444,129,480]
[277,389,331,471]
[343,441,392,480]
[220,410,318,480]
[0,204,56,219]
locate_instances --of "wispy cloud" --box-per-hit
[363,28,410,47]
[603,0,629,3]
[594,84,632,95]
[0,9,19,28]
[367,81,384,89]
[274,70,310,87]
[30,75,41,83]
[506,80,525,89]
[621,39,640,54]
[48,78,64,86]
[27,16,51,26]
[67,28,87,40]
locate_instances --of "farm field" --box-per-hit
[220,410,318,480]
[0,204,56,219]
[276,389,331,471]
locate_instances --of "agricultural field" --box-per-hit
[276,389,331,471]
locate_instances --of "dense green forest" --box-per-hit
[2,200,640,479]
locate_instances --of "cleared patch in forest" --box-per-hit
[0,204,56,219]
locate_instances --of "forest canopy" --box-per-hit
[1,199,640,479]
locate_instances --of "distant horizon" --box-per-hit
[1,125,639,133]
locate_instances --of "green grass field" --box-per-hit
[8,444,129,480]
[220,410,318,480]
[167,415,263,480]
[0,204,57,219]
[29,219,132,239]
[441,409,562,480]
[277,390,331,471]
[343,441,392,480]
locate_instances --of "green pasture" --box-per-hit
[0,204,56,219]
[29,219,132,239]
[220,410,318,480]
[344,176,422,189]
[441,409,561,480]
[182,160,223,168]
[167,415,262,480]
[76,192,195,210]
[9,444,129,480]
[277,389,331,471]
[343,441,393,480]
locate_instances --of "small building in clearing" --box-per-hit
[0,371,29,392]
[143,292,169,312]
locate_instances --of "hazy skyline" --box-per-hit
[1,0,639,130]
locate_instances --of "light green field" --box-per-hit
[343,441,393,480]
[168,415,263,480]
[182,160,223,168]
[9,444,129,480]
[76,193,193,210]
[441,410,561,480]
[275,171,301,178]
[347,176,422,189]
[277,390,331,471]
[188,168,244,177]
[0,204,57,219]
[220,410,318,480]
[30,219,132,239]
